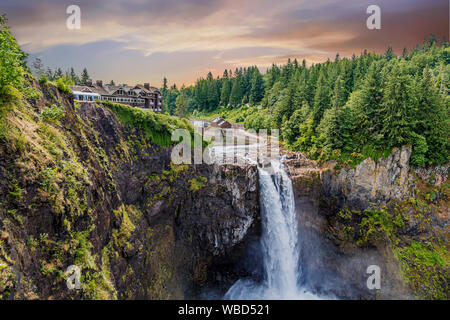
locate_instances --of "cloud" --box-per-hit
[3,0,448,86]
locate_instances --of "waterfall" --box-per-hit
[224,158,319,300]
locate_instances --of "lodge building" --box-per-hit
[71,80,163,113]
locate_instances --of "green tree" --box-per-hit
[54,67,63,80]
[282,101,311,145]
[80,68,90,85]
[273,82,295,127]
[409,132,428,167]
[31,57,45,78]
[380,63,415,147]
[317,105,354,156]
[69,67,80,84]
[350,61,384,145]
[312,70,330,125]
[385,46,395,61]
[229,77,243,107]
[249,68,264,105]
[220,78,230,106]
[331,76,347,108]
[0,14,26,99]
[162,77,168,95]
[413,67,449,164]
[175,91,188,118]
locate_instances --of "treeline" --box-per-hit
[31,58,119,88]
[30,57,91,85]
[164,36,448,167]
[252,38,449,167]
[161,66,264,116]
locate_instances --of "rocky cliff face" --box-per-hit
[285,148,449,300]
[0,82,259,299]
[321,146,414,209]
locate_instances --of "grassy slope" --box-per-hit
[103,100,194,147]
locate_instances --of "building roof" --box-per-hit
[70,82,161,97]
[212,117,224,123]
[71,85,93,93]
[217,120,231,127]
[72,91,101,97]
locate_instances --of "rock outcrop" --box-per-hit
[322,146,413,210]
[0,83,260,300]
[284,147,449,300]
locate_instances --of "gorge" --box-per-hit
[0,82,448,300]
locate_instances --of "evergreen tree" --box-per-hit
[80,68,90,85]
[282,101,311,145]
[413,67,449,164]
[317,104,354,156]
[31,58,45,78]
[380,63,415,147]
[54,67,63,79]
[350,61,384,145]
[220,78,230,106]
[69,68,79,84]
[175,90,188,118]
[312,70,330,125]
[401,48,408,59]
[385,46,395,61]
[229,77,243,107]
[293,69,308,109]
[45,67,54,81]
[206,74,220,109]
[331,75,347,108]
[162,77,168,95]
[249,68,264,104]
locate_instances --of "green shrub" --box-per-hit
[55,77,73,94]
[40,104,65,123]
[395,240,449,299]
[102,100,195,146]
[410,132,428,167]
[189,176,207,191]
[38,75,49,85]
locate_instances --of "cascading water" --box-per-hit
[203,126,323,299]
[224,158,320,300]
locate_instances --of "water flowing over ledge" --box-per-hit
[225,159,325,300]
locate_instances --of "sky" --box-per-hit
[2,0,448,87]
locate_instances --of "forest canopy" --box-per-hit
[163,38,449,167]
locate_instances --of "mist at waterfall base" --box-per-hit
[224,160,328,300]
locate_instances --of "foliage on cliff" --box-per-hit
[334,178,449,299]
[102,100,194,146]
[0,18,212,300]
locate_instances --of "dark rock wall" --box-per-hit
[0,84,260,300]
